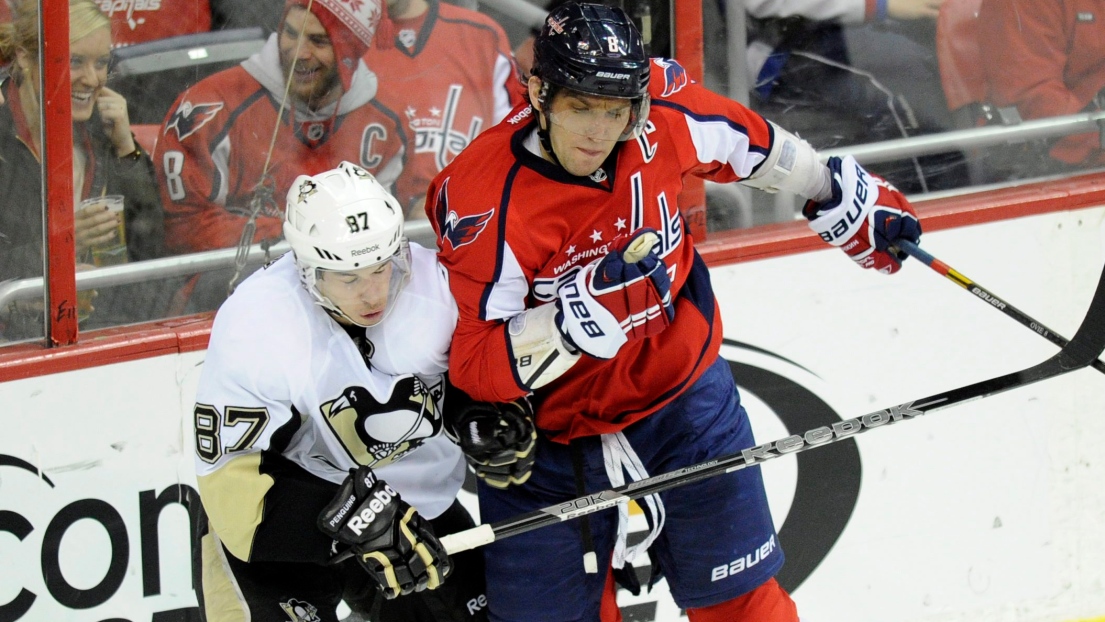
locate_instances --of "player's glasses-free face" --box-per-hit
[547,95,634,142]
[545,103,632,142]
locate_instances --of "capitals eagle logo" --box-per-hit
[655,58,689,97]
[433,178,494,250]
[164,101,224,141]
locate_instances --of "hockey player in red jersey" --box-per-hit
[154,0,406,257]
[427,3,922,621]
[367,0,524,217]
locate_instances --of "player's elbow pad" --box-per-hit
[508,303,581,390]
[740,122,829,200]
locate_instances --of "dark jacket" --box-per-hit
[0,85,169,338]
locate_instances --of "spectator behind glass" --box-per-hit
[367,0,524,218]
[730,0,976,194]
[742,0,947,135]
[153,0,406,312]
[978,0,1105,168]
[0,0,166,340]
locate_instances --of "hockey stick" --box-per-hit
[894,239,1105,375]
[331,259,1105,563]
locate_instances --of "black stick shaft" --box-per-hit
[331,256,1105,563]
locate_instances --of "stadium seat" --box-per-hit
[132,124,160,156]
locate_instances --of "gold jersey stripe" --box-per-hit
[197,453,274,562]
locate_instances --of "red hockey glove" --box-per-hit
[556,229,674,359]
[803,155,922,275]
[446,397,537,489]
[319,467,451,599]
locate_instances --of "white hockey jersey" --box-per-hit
[193,243,465,564]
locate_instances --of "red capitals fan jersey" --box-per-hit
[98,0,212,48]
[368,0,524,213]
[155,49,406,253]
[428,59,775,442]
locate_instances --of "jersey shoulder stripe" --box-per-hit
[649,99,768,156]
[366,97,410,151]
[475,160,524,322]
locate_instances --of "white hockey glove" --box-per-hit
[318,466,451,599]
[803,155,922,275]
[555,228,674,359]
[447,397,537,489]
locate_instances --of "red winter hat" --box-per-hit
[282,0,392,91]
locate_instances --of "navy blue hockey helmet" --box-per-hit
[531,2,651,100]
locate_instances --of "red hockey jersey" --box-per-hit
[100,0,213,48]
[155,39,406,253]
[428,59,775,442]
[367,0,523,213]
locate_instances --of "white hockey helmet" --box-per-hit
[283,161,412,326]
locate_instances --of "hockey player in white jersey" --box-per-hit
[192,161,488,621]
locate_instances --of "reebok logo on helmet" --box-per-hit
[351,245,381,256]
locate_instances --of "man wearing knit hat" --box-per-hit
[154,0,409,312]
[281,0,382,104]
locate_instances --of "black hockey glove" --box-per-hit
[447,397,537,489]
[318,466,452,599]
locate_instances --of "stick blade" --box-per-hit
[1054,260,1105,371]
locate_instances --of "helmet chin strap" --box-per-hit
[302,274,374,328]
[314,292,368,327]
[324,305,372,328]
[536,118,562,169]
[534,81,563,169]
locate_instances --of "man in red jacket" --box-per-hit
[979,0,1105,166]
[154,0,408,311]
[367,0,524,217]
[154,0,405,256]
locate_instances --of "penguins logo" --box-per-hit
[279,598,321,622]
[321,377,443,468]
[296,179,319,204]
